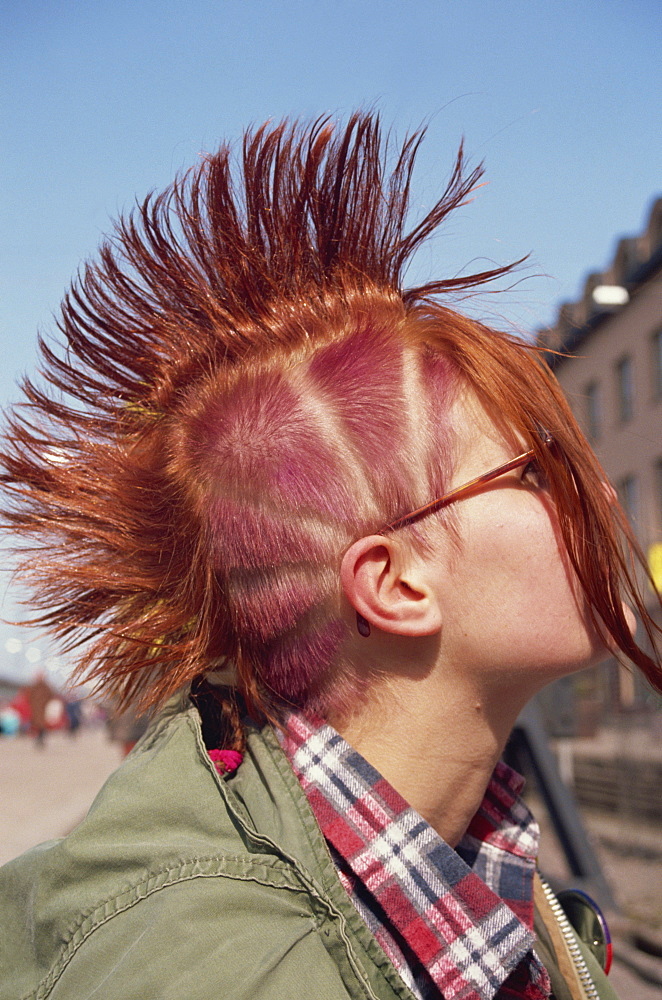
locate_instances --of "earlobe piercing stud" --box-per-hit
[356,612,371,637]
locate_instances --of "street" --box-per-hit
[1,725,121,866]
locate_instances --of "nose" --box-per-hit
[602,481,618,506]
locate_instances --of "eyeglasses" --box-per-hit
[384,429,555,532]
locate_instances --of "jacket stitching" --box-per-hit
[26,857,313,1000]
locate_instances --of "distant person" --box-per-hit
[0,704,20,737]
[64,698,82,736]
[24,672,55,747]
[0,114,658,998]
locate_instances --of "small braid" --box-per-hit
[190,678,248,754]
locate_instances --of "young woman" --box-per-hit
[0,114,659,1000]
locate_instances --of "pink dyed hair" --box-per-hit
[169,308,459,717]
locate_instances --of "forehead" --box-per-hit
[448,387,526,476]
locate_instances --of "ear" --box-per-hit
[340,535,442,637]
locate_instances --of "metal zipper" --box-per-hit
[539,874,600,1000]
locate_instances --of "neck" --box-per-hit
[328,668,531,847]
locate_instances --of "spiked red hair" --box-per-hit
[1,114,659,738]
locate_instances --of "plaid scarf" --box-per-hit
[277,712,551,1000]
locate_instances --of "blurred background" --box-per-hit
[1,1,660,994]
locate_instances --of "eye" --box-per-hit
[521,458,549,490]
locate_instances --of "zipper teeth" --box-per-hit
[539,876,600,1000]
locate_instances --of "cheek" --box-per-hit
[437,496,609,676]
[459,499,581,615]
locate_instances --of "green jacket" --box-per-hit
[0,695,618,1000]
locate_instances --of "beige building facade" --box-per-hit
[538,197,662,715]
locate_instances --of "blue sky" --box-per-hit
[0,0,660,681]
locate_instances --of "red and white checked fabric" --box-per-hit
[277,712,551,1000]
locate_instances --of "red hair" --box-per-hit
[1,114,659,735]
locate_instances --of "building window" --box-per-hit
[585,380,602,441]
[652,328,662,399]
[615,356,634,423]
[616,474,639,525]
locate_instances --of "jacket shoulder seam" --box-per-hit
[26,853,312,1000]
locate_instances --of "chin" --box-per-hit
[535,635,613,683]
[623,602,637,637]
[591,601,638,661]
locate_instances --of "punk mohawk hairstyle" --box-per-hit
[1,114,512,722]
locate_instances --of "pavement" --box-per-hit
[0,725,121,866]
[1,726,661,998]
